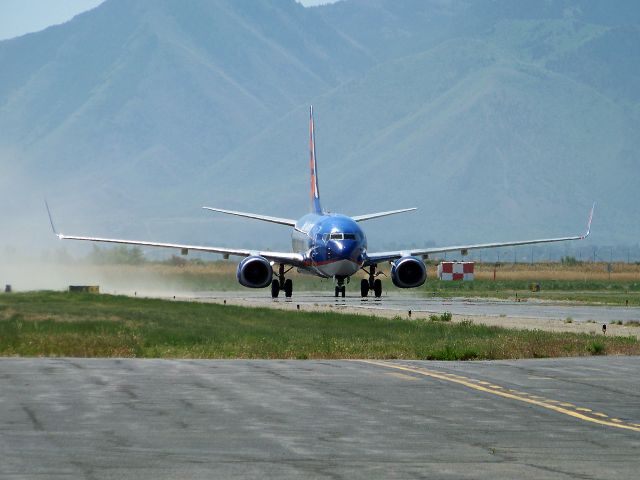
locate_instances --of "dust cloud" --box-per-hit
[0,248,232,296]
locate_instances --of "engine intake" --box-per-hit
[391,256,426,288]
[236,256,273,288]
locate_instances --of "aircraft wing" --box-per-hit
[365,203,595,265]
[46,203,304,265]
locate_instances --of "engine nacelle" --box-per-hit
[236,256,273,288]
[390,256,427,288]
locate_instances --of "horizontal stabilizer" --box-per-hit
[352,208,417,222]
[202,207,296,226]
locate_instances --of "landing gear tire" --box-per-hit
[373,279,382,298]
[271,279,280,298]
[360,279,369,298]
[284,279,293,298]
[334,286,340,298]
[341,286,346,298]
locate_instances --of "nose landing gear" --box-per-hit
[334,276,347,298]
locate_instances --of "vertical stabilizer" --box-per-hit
[309,106,323,214]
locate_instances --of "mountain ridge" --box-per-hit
[0,0,638,252]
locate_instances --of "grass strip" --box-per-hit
[422,279,640,305]
[0,291,638,360]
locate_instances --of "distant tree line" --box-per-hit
[86,246,208,266]
[88,245,145,265]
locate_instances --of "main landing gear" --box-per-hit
[271,264,293,298]
[360,265,382,298]
[334,276,346,298]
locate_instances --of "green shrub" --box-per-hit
[587,341,605,355]
[429,312,452,322]
[561,256,581,266]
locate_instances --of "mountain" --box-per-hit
[0,0,638,254]
[0,0,373,246]
[205,36,639,245]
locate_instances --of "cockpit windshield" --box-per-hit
[329,233,357,240]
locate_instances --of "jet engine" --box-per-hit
[390,256,426,288]
[236,256,273,288]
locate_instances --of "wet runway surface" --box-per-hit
[181,291,640,323]
[2,357,639,479]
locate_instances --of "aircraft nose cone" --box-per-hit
[332,241,363,263]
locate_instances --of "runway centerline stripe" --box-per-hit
[359,360,640,433]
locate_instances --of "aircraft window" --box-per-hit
[344,234,356,240]
[330,233,343,240]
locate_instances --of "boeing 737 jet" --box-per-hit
[47,107,594,298]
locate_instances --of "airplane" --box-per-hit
[47,106,595,299]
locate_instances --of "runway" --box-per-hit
[2,357,639,479]
[175,291,640,323]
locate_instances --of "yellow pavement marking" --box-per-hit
[385,372,419,381]
[576,407,592,412]
[359,360,640,433]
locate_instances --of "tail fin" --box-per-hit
[309,106,323,214]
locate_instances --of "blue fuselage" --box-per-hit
[292,213,367,278]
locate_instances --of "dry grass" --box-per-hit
[472,262,640,281]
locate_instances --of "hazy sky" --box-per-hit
[0,0,338,41]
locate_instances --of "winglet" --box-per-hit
[45,200,62,238]
[582,202,595,239]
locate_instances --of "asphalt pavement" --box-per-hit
[1,357,639,479]
[177,290,640,323]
